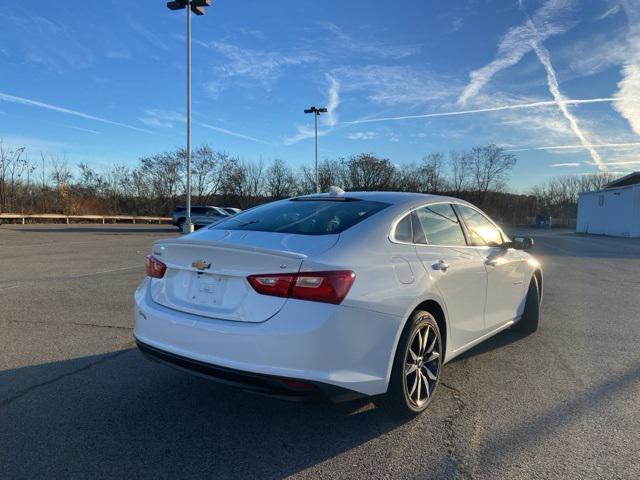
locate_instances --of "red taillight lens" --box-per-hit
[247,270,355,305]
[246,273,295,297]
[146,255,166,278]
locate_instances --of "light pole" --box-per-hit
[167,0,211,233]
[304,106,327,193]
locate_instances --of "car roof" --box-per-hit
[293,191,472,209]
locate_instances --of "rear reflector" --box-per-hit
[247,270,355,305]
[146,255,167,278]
[280,378,316,390]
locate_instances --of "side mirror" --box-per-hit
[512,236,534,250]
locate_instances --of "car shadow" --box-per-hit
[0,349,417,480]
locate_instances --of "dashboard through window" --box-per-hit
[412,203,467,246]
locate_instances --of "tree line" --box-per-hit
[0,139,617,225]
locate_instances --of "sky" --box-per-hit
[0,0,639,190]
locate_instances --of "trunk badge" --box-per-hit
[192,260,211,271]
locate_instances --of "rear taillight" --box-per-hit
[247,270,355,305]
[146,255,166,278]
[246,273,295,297]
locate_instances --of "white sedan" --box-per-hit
[134,190,542,416]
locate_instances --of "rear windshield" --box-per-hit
[211,198,390,235]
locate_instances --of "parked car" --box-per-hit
[222,207,242,215]
[136,190,541,416]
[171,205,229,230]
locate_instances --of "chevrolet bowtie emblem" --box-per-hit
[191,260,211,271]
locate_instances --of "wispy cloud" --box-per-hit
[198,123,271,145]
[613,1,640,136]
[125,16,171,52]
[561,30,628,77]
[104,49,133,60]
[347,131,378,140]
[0,12,93,72]
[0,92,151,133]
[458,0,575,106]
[139,109,185,129]
[318,22,420,60]
[284,75,340,145]
[335,65,457,106]
[345,97,615,125]
[599,160,640,166]
[204,41,318,96]
[551,162,581,167]
[509,141,640,152]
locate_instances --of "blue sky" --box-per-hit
[1,0,639,190]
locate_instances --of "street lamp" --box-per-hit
[167,0,212,233]
[304,106,327,193]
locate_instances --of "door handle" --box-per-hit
[432,260,450,272]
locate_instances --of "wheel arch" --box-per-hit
[533,268,543,303]
[413,299,448,363]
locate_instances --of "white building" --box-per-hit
[576,172,640,237]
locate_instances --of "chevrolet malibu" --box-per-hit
[134,190,542,416]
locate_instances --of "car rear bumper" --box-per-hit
[133,277,401,397]
[136,339,362,402]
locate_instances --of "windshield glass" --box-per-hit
[211,198,389,235]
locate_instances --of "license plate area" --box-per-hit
[187,272,225,306]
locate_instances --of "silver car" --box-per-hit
[171,206,229,230]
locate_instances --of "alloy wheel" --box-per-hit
[404,323,440,407]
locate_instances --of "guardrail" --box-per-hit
[0,213,172,225]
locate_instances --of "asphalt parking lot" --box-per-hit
[1,223,639,480]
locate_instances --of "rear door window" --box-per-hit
[412,203,467,246]
[212,198,390,235]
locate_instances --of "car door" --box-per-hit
[412,203,488,351]
[455,204,527,332]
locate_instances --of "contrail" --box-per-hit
[457,0,574,106]
[528,26,606,171]
[0,92,151,134]
[509,141,640,152]
[345,97,615,125]
[199,123,272,145]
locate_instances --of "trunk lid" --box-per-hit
[149,230,338,322]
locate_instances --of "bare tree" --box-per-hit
[449,150,471,194]
[468,144,516,204]
[345,153,396,191]
[185,145,224,205]
[420,152,448,193]
[395,163,424,192]
[0,141,29,212]
[266,158,296,199]
[245,158,265,201]
[138,150,183,211]
[299,159,346,193]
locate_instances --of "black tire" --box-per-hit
[513,275,540,334]
[177,218,185,231]
[379,310,442,418]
